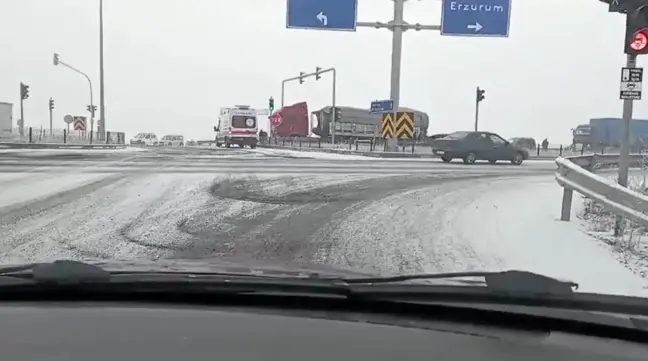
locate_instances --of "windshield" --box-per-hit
[4,1,648,306]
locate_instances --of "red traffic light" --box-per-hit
[630,28,648,52]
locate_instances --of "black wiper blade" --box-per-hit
[0,260,111,284]
[343,270,578,295]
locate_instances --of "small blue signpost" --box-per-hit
[370,100,394,114]
[286,0,358,31]
[440,0,512,37]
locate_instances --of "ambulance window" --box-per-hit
[232,115,256,128]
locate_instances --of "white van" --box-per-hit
[130,133,157,146]
[157,135,184,146]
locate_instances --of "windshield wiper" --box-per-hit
[342,270,579,296]
[0,262,578,295]
[0,260,111,284]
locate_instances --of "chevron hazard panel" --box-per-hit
[381,112,395,139]
[395,111,414,139]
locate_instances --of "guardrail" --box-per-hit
[0,142,125,149]
[555,154,648,227]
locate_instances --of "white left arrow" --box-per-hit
[467,22,483,32]
[317,11,328,26]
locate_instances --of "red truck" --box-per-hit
[272,102,309,137]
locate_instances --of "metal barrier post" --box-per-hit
[560,188,573,221]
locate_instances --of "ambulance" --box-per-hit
[214,105,258,148]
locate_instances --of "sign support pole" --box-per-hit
[615,53,638,236]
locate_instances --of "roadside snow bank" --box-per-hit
[317,175,648,297]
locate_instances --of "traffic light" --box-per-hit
[476,87,485,102]
[315,67,322,80]
[87,105,97,114]
[20,82,29,100]
[268,96,274,112]
[53,53,60,66]
[626,4,648,55]
[299,72,305,84]
[49,98,54,111]
[333,107,342,122]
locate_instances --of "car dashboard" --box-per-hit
[1,302,646,361]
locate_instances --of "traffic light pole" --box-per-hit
[19,95,24,137]
[357,0,440,152]
[53,57,95,144]
[99,0,106,141]
[474,92,480,132]
[615,53,638,236]
[280,67,337,143]
[49,98,53,137]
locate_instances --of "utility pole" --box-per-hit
[281,66,337,143]
[356,0,440,152]
[475,87,486,131]
[49,97,55,137]
[612,0,648,236]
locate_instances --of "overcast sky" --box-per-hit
[0,0,644,143]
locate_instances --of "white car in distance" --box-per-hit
[130,133,158,146]
[157,135,184,146]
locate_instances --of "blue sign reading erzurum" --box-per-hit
[440,0,512,37]
[286,0,358,31]
[370,100,394,114]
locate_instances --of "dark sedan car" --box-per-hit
[431,131,529,165]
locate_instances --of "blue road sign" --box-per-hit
[286,0,358,31]
[370,100,394,114]
[440,0,512,37]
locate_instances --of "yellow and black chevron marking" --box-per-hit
[381,112,395,139]
[395,111,414,139]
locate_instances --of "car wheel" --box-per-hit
[463,152,476,165]
[441,156,452,163]
[511,152,524,165]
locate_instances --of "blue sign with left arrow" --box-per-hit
[286,0,358,31]
[440,0,512,37]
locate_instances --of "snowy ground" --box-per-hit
[0,146,646,298]
[575,169,648,281]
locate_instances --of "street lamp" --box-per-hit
[53,52,96,144]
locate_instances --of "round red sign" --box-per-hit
[270,113,282,126]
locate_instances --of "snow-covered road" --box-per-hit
[0,146,645,296]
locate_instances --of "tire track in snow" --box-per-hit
[313,176,536,276]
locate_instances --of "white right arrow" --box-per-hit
[467,22,483,32]
[317,11,328,26]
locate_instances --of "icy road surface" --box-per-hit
[0,146,645,296]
